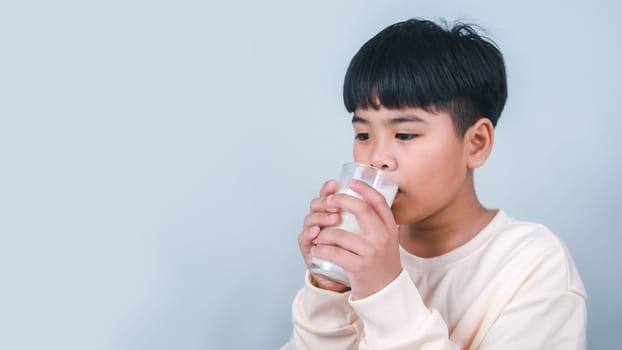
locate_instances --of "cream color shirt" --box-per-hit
[282,210,587,349]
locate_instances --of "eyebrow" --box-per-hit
[352,114,427,125]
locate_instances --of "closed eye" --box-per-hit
[395,133,418,141]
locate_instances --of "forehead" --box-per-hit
[352,106,451,127]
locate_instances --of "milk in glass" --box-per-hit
[308,163,398,286]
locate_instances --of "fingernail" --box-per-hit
[327,194,334,203]
[326,213,339,223]
[308,226,320,237]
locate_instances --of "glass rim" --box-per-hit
[341,162,398,186]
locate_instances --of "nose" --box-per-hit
[369,140,397,171]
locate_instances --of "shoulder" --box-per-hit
[496,215,563,256]
[487,211,586,298]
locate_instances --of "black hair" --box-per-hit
[343,18,507,136]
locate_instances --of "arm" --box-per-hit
[350,270,460,350]
[286,180,587,349]
[309,180,461,349]
[347,251,586,350]
[283,270,461,350]
[479,291,586,349]
[283,273,362,350]
[478,237,588,349]
[282,180,362,349]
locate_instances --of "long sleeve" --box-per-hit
[283,270,460,350]
[350,270,460,350]
[282,272,362,350]
[282,211,587,349]
[476,233,588,349]
[283,266,586,350]
[479,291,587,349]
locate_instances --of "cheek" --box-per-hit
[392,155,467,223]
[353,144,367,164]
[353,147,362,162]
[430,144,465,181]
[406,139,467,200]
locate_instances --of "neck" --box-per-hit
[399,174,497,258]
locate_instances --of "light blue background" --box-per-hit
[1,1,620,349]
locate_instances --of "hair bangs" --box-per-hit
[344,25,465,114]
[343,18,507,136]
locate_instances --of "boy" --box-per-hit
[282,18,587,349]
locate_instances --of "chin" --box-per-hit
[394,212,423,226]
[391,197,421,225]
[391,207,410,225]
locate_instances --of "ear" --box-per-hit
[464,118,494,169]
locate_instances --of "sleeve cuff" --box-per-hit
[293,272,357,329]
[349,269,432,344]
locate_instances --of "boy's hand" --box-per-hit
[310,179,402,300]
[298,180,350,293]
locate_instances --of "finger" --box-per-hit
[299,211,342,260]
[312,227,373,257]
[348,179,397,228]
[327,192,381,227]
[309,196,341,213]
[326,192,392,240]
[303,212,341,231]
[310,180,341,213]
[306,225,321,241]
[298,225,322,268]
[311,243,361,273]
[298,225,320,251]
[319,180,339,197]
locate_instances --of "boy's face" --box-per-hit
[352,106,470,225]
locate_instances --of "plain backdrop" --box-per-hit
[1,0,620,349]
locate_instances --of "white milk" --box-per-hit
[309,163,398,286]
[334,184,398,234]
[308,183,398,286]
